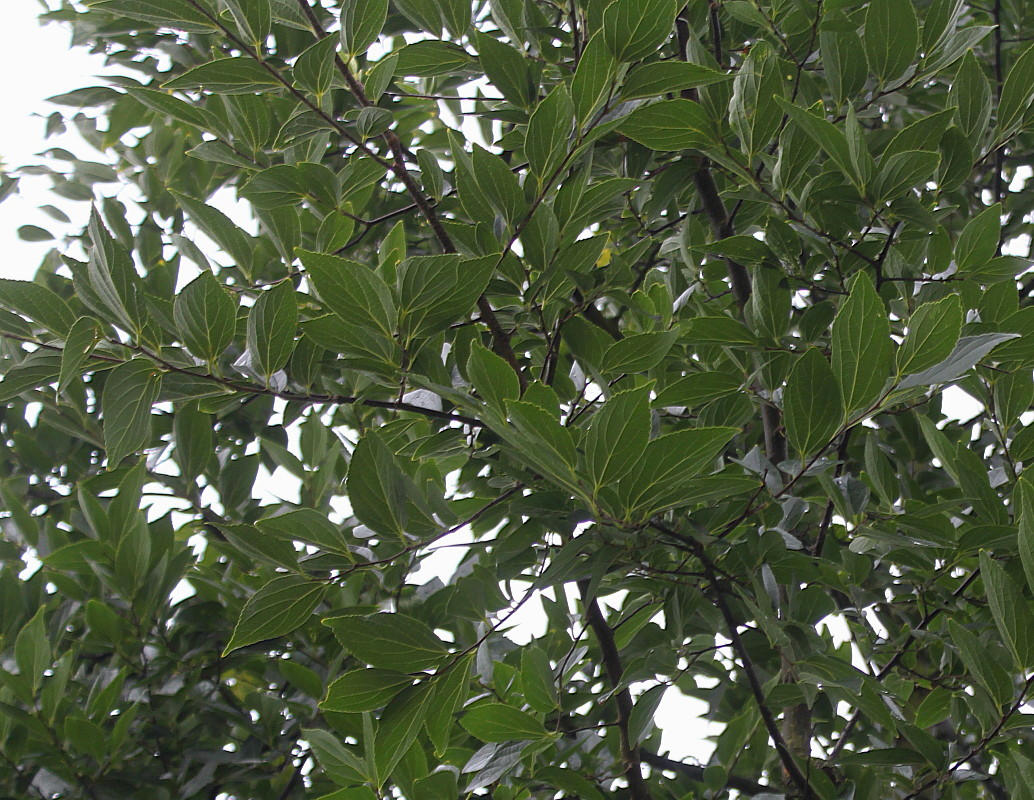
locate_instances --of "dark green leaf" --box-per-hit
[460,703,547,742]
[321,669,414,713]
[102,359,161,466]
[618,100,714,151]
[173,272,237,363]
[620,61,729,101]
[340,0,386,57]
[955,203,1001,272]
[163,58,283,94]
[324,613,448,672]
[247,280,297,379]
[897,295,963,375]
[223,575,327,655]
[784,348,843,458]
[863,0,918,83]
[831,272,892,414]
[602,0,678,63]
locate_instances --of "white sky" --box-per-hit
[0,2,114,280]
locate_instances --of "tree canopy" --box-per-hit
[2,0,1034,798]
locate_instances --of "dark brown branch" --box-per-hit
[693,548,821,800]
[577,581,653,800]
[640,750,768,796]
[0,332,486,429]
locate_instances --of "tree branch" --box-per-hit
[640,750,769,796]
[577,581,653,800]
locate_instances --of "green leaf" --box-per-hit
[0,278,77,336]
[898,333,1019,389]
[831,272,892,414]
[820,28,866,106]
[460,703,547,742]
[397,254,494,341]
[784,348,843,458]
[535,768,606,800]
[1018,477,1034,593]
[602,330,678,374]
[346,432,411,539]
[64,716,107,761]
[775,98,856,186]
[173,402,213,483]
[583,384,651,490]
[223,575,327,655]
[475,32,536,107]
[947,619,1013,705]
[89,0,220,32]
[18,224,53,242]
[950,53,992,146]
[628,684,666,746]
[871,150,940,202]
[298,248,397,338]
[58,317,100,395]
[654,372,742,408]
[171,191,254,270]
[14,610,50,695]
[572,36,617,123]
[247,280,297,379]
[520,648,558,713]
[526,84,575,181]
[322,669,414,713]
[955,203,1001,272]
[897,295,963,375]
[294,36,340,99]
[618,100,714,151]
[221,0,270,45]
[730,44,785,157]
[683,315,757,347]
[617,427,739,518]
[173,272,237,363]
[324,613,448,672]
[998,42,1034,137]
[0,351,62,403]
[102,358,161,466]
[863,0,918,83]
[504,400,578,470]
[425,655,472,755]
[979,551,1034,669]
[162,57,283,94]
[394,41,473,77]
[466,343,520,412]
[620,61,729,101]
[913,687,953,729]
[375,682,435,780]
[602,0,678,63]
[304,728,370,785]
[257,509,352,555]
[340,0,386,57]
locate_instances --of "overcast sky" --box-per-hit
[1,2,112,280]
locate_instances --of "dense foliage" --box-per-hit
[2,0,1034,797]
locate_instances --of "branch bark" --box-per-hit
[640,750,769,796]
[577,582,653,800]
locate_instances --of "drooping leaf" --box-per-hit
[323,613,448,672]
[173,271,237,363]
[102,358,161,466]
[618,100,714,151]
[223,575,327,655]
[460,703,547,743]
[246,280,297,379]
[831,272,892,414]
[340,0,386,57]
[784,348,843,458]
